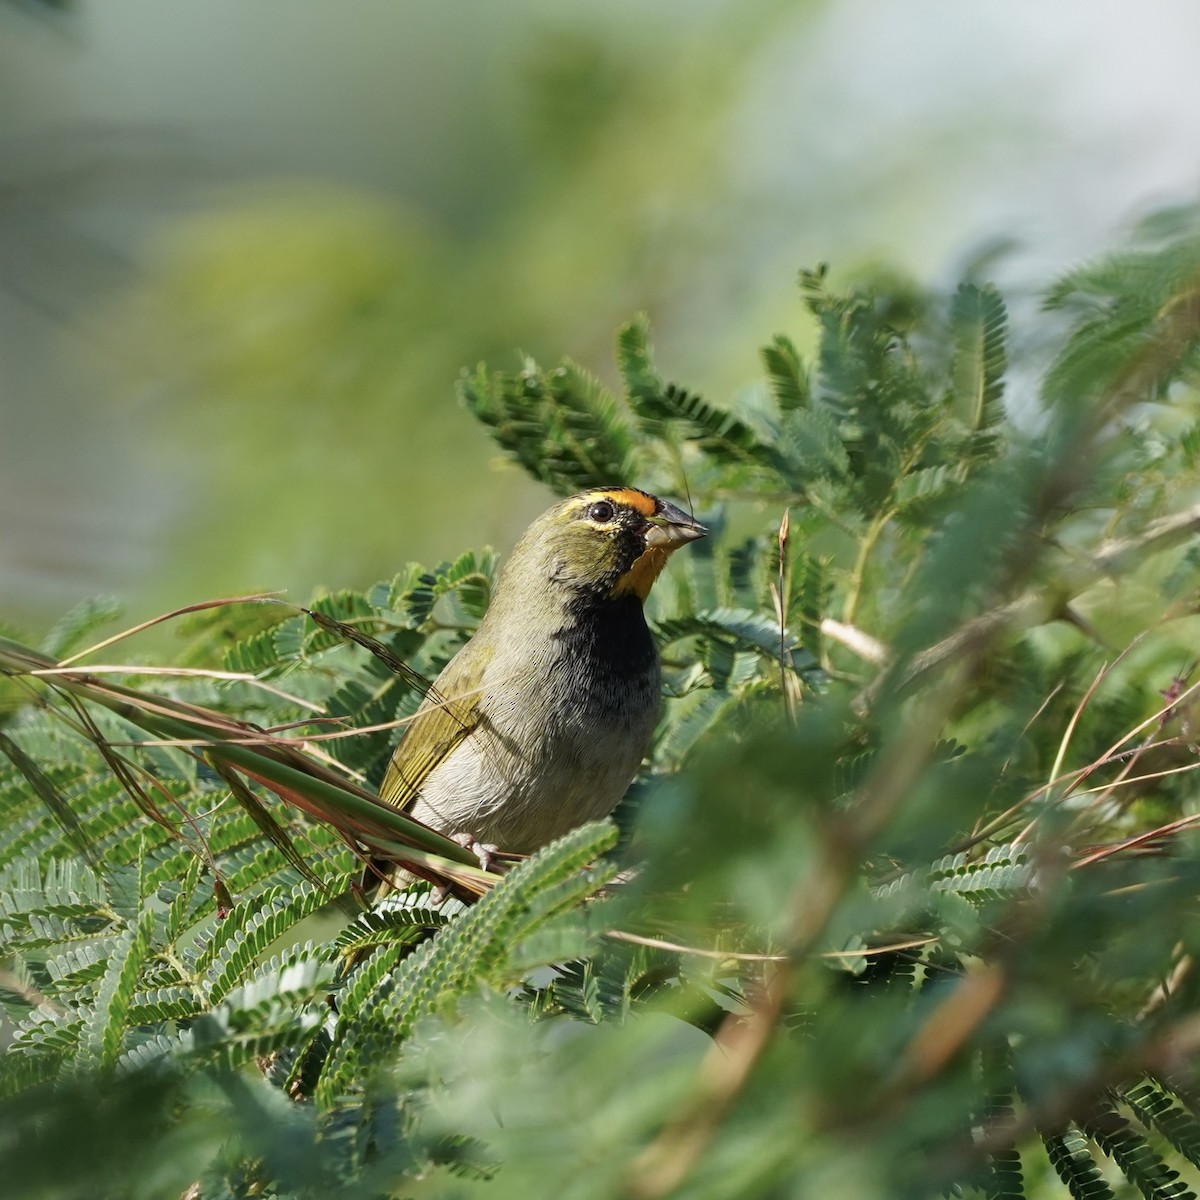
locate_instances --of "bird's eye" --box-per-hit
[587,500,616,523]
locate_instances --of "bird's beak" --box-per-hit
[644,501,707,550]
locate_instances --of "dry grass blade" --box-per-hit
[1047,657,1114,789]
[0,633,500,898]
[28,664,324,713]
[209,760,331,892]
[98,690,484,749]
[773,507,794,720]
[56,592,288,667]
[302,607,436,693]
[0,730,99,868]
[1072,810,1200,870]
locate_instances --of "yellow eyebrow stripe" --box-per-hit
[584,487,658,517]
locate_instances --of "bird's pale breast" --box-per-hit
[409,598,661,852]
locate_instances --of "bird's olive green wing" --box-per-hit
[377,641,492,813]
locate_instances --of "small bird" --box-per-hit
[378,486,706,867]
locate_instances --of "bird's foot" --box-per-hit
[428,834,501,904]
[451,832,500,872]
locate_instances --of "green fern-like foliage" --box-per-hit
[8,207,1200,1197]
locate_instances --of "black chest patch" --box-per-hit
[553,593,658,685]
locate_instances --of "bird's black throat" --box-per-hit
[554,591,658,682]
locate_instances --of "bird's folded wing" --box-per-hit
[377,645,488,813]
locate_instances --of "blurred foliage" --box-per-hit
[47,3,826,621]
[1,0,73,17]
[7,206,1200,1197]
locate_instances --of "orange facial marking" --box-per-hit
[611,545,670,601]
[588,487,658,518]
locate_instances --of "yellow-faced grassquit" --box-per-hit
[379,486,706,866]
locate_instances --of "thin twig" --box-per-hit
[606,929,787,962]
[626,967,788,1198]
[605,928,936,963]
[819,618,890,666]
[870,502,1200,710]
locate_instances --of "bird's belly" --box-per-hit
[409,689,657,853]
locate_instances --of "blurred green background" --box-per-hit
[3,0,1200,630]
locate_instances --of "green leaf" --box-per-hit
[328,906,449,957]
[40,597,123,659]
[460,355,634,494]
[79,904,155,1071]
[1085,1108,1194,1200]
[777,406,850,483]
[761,333,809,412]
[1125,1081,1200,1172]
[616,315,663,413]
[949,281,1008,461]
[0,734,98,869]
[202,883,335,1003]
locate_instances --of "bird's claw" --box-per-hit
[451,832,500,872]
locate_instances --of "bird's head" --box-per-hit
[498,486,707,608]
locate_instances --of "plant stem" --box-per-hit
[842,508,891,626]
